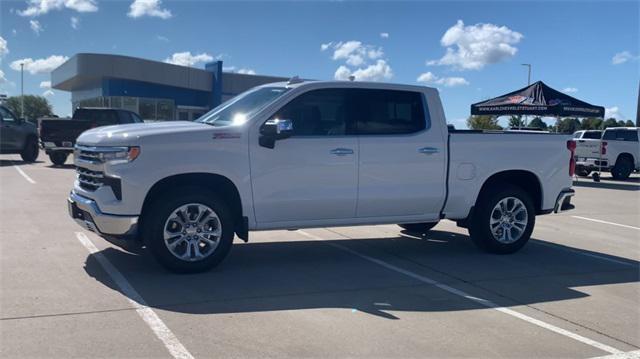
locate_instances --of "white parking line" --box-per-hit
[12,163,36,184]
[592,350,640,359]
[298,230,624,355]
[75,232,194,359]
[572,216,640,231]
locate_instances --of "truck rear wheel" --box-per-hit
[611,156,633,180]
[142,187,235,273]
[20,137,39,163]
[398,222,438,233]
[49,152,68,166]
[468,184,535,254]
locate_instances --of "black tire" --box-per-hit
[20,137,39,162]
[575,167,590,177]
[49,152,68,166]
[468,184,535,254]
[398,222,438,233]
[611,156,633,180]
[141,187,235,273]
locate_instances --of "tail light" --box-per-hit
[567,140,576,176]
[600,141,607,155]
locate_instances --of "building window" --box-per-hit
[139,98,156,121]
[157,99,174,121]
[122,97,138,113]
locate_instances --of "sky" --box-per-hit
[0,0,638,128]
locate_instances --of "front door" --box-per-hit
[0,107,20,151]
[250,88,358,224]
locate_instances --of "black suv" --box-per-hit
[0,105,39,162]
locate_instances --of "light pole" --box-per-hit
[520,63,532,129]
[521,63,531,85]
[20,62,24,118]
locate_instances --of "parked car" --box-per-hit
[573,130,603,176]
[68,80,576,272]
[39,107,143,165]
[575,127,639,180]
[0,105,39,162]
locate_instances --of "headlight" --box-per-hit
[97,146,141,164]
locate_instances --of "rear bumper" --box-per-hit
[67,191,138,238]
[576,158,608,170]
[41,141,74,153]
[553,189,575,213]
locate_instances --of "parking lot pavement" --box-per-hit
[1,153,639,358]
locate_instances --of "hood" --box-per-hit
[76,121,210,146]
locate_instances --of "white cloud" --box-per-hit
[43,89,54,97]
[237,68,256,75]
[19,0,97,16]
[164,52,212,67]
[10,55,69,74]
[605,106,627,120]
[417,71,469,87]
[380,32,389,39]
[611,51,637,65]
[223,66,256,75]
[70,16,79,29]
[324,40,392,82]
[0,70,7,84]
[156,35,169,42]
[40,80,51,89]
[335,60,393,82]
[30,20,43,35]
[428,20,523,70]
[325,40,384,67]
[562,87,578,94]
[128,0,172,19]
[0,36,8,57]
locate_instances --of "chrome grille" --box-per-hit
[77,167,104,191]
[77,148,103,163]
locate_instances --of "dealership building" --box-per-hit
[51,53,288,121]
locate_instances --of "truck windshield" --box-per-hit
[196,87,290,127]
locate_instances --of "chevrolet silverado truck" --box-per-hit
[68,80,576,272]
[39,107,143,165]
[575,127,639,180]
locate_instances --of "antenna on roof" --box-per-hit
[288,76,303,85]
[348,75,355,82]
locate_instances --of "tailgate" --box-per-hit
[39,119,94,143]
[575,139,601,158]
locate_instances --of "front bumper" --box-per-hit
[68,191,138,238]
[553,189,575,213]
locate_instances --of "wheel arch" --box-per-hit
[616,152,635,165]
[477,170,543,214]
[140,173,247,241]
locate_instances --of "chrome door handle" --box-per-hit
[418,147,439,155]
[330,148,354,156]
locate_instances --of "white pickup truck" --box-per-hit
[575,127,639,179]
[68,80,576,272]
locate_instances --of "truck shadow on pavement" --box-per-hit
[0,159,44,167]
[83,230,639,320]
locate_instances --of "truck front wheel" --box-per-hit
[20,137,39,162]
[398,222,438,233]
[142,188,235,273]
[468,184,535,254]
[49,152,68,166]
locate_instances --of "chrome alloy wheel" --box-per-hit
[163,203,222,261]
[489,197,528,244]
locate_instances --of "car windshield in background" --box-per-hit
[196,87,290,127]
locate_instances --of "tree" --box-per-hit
[601,118,618,129]
[4,95,53,121]
[507,115,524,128]
[581,117,602,130]
[556,117,581,133]
[529,117,548,130]
[467,115,502,130]
[624,120,635,127]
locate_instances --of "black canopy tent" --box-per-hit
[471,81,605,118]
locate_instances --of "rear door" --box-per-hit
[0,107,21,151]
[354,88,446,219]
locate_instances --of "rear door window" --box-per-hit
[619,130,639,142]
[583,131,602,139]
[602,130,617,140]
[352,89,427,135]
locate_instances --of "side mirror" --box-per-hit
[259,119,294,149]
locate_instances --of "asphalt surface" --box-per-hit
[1,152,639,358]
